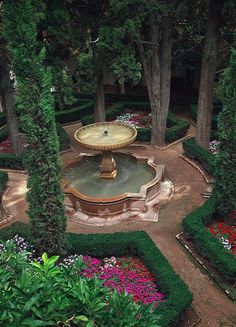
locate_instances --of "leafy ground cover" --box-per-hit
[0,236,162,326]
[1,235,165,306]
[206,221,236,255]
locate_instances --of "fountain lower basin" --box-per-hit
[62,152,171,222]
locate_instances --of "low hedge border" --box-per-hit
[0,222,192,327]
[81,101,190,143]
[0,171,8,199]
[55,100,94,124]
[182,138,216,175]
[0,123,70,169]
[183,196,236,282]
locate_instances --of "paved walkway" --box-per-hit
[2,121,236,327]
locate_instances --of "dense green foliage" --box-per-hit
[0,243,159,327]
[0,124,70,169]
[183,197,236,281]
[0,112,6,128]
[182,138,216,175]
[81,101,190,143]
[0,171,8,198]
[0,153,24,170]
[0,222,192,327]
[56,123,70,151]
[55,100,94,124]
[3,0,67,255]
[214,48,236,219]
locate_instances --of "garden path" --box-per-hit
[2,119,236,327]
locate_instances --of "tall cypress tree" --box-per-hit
[214,47,236,223]
[3,0,67,254]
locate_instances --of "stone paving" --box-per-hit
[1,120,236,327]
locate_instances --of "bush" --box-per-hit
[182,138,216,175]
[0,112,6,128]
[0,222,192,327]
[56,123,70,151]
[183,197,236,281]
[0,171,8,199]
[0,153,24,170]
[55,100,94,124]
[0,126,8,143]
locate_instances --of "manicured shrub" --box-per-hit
[0,112,6,128]
[182,137,216,175]
[0,222,192,327]
[166,121,190,143]
[56,123,70,151]
[55,100,94,124]
[0,127,8,143]
[183,197,236,281]
[4,0,67,255]
[214,48,236,220]
[0,171,8,198]
[0,153,24,170]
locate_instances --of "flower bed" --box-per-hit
[207,221,236,255]
[0,138,12,154]
[0,222,192,327]
[113,109,151,129]
[209,140,220,155]
[1,235,165,306]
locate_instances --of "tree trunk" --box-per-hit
[159,16,172,143]
[196,3,219,149]
[138,15,170,147]
[94,71,105,122]
[0,56,22,155]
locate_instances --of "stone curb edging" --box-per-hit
[0,168,27,174]
[176,232,236,302]
[0,214,15,228]
[178,154,213,184]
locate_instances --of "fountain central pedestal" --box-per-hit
[99,151,117,179]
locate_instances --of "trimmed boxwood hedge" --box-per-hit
[55,100,94,124]
[0,171,8,199]
[0,112,6,128]
[81,101,190,143]
[183,196,236,281]
[56,123,70,151]
[0,123,70,169]
[0,222,192,327]
[182,137,216,175]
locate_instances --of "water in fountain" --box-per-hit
[63,153,155,198]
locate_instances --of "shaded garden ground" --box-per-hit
[2,118,236,327]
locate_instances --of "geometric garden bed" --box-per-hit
[176,232,236,302]
[0,222,192,327]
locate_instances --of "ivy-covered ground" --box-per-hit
[2,118,236,327]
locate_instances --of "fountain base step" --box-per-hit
[66,178,174,226]
[99,170,117,179]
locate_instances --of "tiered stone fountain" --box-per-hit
[62,122,173,225]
